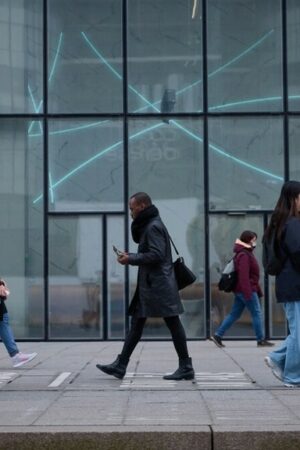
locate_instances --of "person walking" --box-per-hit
[264,180,300,387]
[0,280,37,368]
[96,192,194,380]
[211,230,274,348]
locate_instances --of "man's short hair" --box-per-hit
[130,192,152,207]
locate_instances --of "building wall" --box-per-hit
[0,0,299,340]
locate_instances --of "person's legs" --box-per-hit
[0,313,19,357]
[96,314,147,379]
[266,302,300,384]
[215,295,245,337]
[119,315,147,360]
[164,316,189,359]
[0,313,37,367]
[163,316,194,380]
[280,301,300,385]
[244,292,264,342]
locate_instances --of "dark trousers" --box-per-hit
[120,314,189,361]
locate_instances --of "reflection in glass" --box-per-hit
[287,0,300,111]
[207,0,282,112]
[0,0,43,113]
[0,120,44,338]
[128,0,202,113]
[210,215,264,338]
[48,119,124,212]
[49,217,102,338]
[48,0,122,113]
[107,216,125,338]
[208,117,284,211]
[128,118,205,338]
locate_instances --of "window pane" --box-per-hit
[0,119,44,338]
[207,0,282,112]
[48,0,122,113]
[208,117,284,210]
[287,0,300,111]
[107,216,125,338]
[48,119,124,212]
[210,215,265,338]
[128,118,205,338]
[49,216,103,338]
[128,0,202,113]
[0,0,43,113]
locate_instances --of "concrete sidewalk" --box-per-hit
[0,340,299,449]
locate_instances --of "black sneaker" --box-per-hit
[257,340,274,347]
[211,335,225,348]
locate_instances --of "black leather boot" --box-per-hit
[163,357,195,380]
[96,354,129,379]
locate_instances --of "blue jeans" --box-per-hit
[216,292,264,341]
[0,313,19,357]
[269,301,300,385]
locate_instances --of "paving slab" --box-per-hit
[0,340,299,449]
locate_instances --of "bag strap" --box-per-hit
[168,234,179,256]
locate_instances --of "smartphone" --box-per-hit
[113,245,124,257]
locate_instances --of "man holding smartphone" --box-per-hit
[96,192,194,380]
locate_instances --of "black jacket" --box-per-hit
[128,216,184,317]
[276,217,300,302]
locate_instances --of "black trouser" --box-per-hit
[120,314,189,361]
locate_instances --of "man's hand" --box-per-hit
[118,253,129,265]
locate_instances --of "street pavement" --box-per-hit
[0,340,300,449]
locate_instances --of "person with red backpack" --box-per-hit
[211,230,274,348]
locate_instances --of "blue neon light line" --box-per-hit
[209,96,283,111]
[30,120,110,138]
[49,172,54,203]
[30,93,300,139]
[209,141,283,181]
[81,32,122,81]
[169,120,283,181]
[208,30,274,79]
[33,122,163,204]
[28,32,64,134]
[33,114,282,204]
[33,29,282,203]
[82,32,281,180]
[49,120,110,136]
[133,29,275,112]
[81,32,160,112]
[30,29,274,138]
[49,32,63,83]
[27,85,43,134]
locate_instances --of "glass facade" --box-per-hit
[0,0,299,340]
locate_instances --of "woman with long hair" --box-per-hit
[211,230,273,348]
[264,180,300,387]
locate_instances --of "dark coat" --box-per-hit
[127,216,184,318]
[276,217,300,303]
[233,241,263,301]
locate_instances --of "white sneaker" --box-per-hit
[284,382,300,388]
[12,352,37,368]
[264,356,283,381]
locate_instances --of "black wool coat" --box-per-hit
[127,216,184,318]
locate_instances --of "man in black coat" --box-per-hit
[96,192,194,380]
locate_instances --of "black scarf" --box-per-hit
[131,205,159,243]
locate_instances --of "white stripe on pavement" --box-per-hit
[48,372,71,388]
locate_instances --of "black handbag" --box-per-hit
[169,235,196,290]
